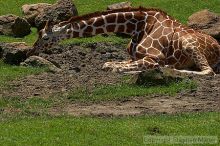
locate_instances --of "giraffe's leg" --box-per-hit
[102,60,132,70]
[160,65,214,77]
[162,38,215,76]
[174,68,214,76]
[103,57,160,73]
[103,39,137,71]
[184,41,215,75]
[161,59,215,77]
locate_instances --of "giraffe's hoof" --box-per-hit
[112,67,120,73]
[102,66,110,71]
[102,66,121,73]
[102,65,122,73]
[102,62,117,72]
[201,70,216,76]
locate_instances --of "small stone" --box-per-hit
[21,56,62,73]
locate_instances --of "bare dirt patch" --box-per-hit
[3,43,127,98]
[1,43,220,116]
[63,75,220,117]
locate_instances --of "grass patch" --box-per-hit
[0,60,47,87]
[0,28,38,45]
[0,96,52,109]
[0,95,67,122]
[0,60,49,118]
[0,96,61,120]
[67,75,197,101]
[0,112,219,146]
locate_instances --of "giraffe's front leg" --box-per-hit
[102,57,160,73]
[102,60,132,71]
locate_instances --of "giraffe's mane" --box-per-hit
[59,6,175,26]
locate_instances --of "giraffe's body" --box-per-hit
[28,7,220,76]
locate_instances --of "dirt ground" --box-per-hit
[1,43,220,116]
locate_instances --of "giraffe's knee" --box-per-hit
[201,69,215,76]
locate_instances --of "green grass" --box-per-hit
[0,112,219,146]
[0,60,47,86]
[0,28,38,45]
[0,0,220,45]
[0,96,53,111]
[0,96,62,121]
[68,77,196,101]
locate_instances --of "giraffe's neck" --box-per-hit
[62,11,149,39]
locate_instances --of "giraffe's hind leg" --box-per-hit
[161,57,215,77]
[160,65,214,77]
[164,36,215,76]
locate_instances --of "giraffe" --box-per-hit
[27,7,220,76]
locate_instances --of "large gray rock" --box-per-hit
[0,14,31,37]
[188,9,220,40]
[0,42,31,65]
[35,0,78,30]
[21,56,61,73]
[22,3,52,27]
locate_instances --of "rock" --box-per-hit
[107,2,132,10]
[22,3,52,27]
[35,0,78,30]
[0,42,31,65]
[129,70,182,86]
[0,14,31,37]
[21,56,62,73]
[188,9,220,40]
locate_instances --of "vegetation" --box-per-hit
[68,77,196,101]
[0,60,47,87]
[0,112,219,146]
